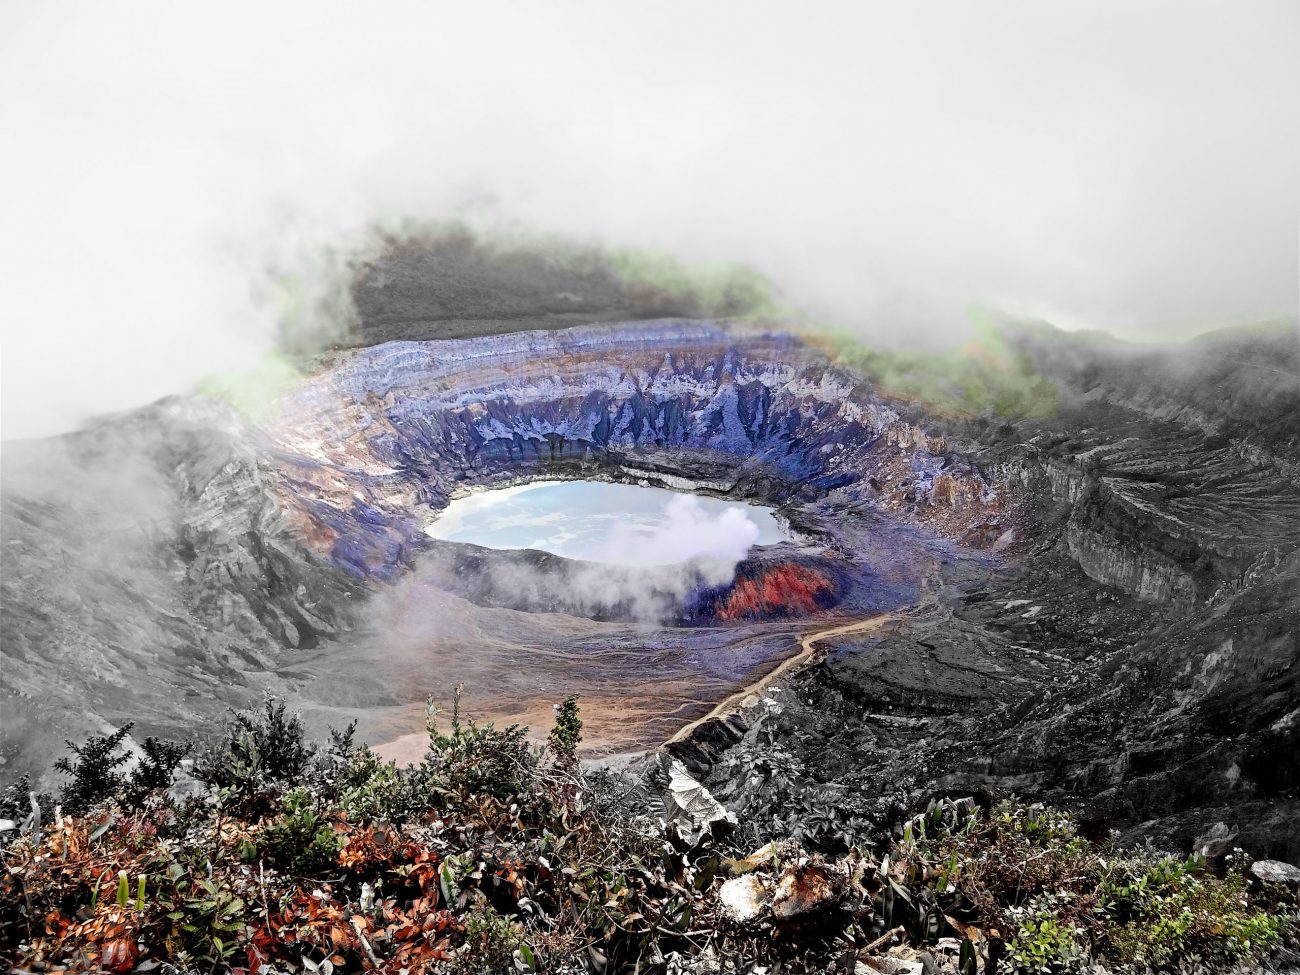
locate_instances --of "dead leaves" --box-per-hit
[292,890,457,971]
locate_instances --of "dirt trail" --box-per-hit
[666,611,902,745]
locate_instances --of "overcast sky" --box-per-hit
[1,1,1297,439]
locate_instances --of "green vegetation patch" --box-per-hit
[815,310,1064,421]
[1,697,1294,973]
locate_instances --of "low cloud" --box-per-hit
[597,494,762,577]
[3,2,1297,440]
[429,482,776,580]
[370,545,735,630]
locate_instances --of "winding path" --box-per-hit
[665,611,902,745]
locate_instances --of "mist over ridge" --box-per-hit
[3,0,1299,439]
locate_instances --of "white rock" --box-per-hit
[719,875,770,923]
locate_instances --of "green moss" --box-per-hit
[194,351,304,425]
[818,311,1063,420]
[607,246,791,320]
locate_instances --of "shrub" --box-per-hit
[1105,863,1283,967]
[426,686,534,802]
[195,697,315,815]
[169,873,248,971]
[547,694,583,767]
[337,748,421,825]
[55,724,134,814]
[121,737,191,807]
[904,798,1292,972]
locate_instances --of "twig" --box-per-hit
[862,925,906,955]
[654,925,716,938]
[259,860,272,937]
[358,931,382,969]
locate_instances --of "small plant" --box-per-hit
[547,695,583,767]
[171,873,247,970]
[1006,900,1085,973]
[258,788,340,875]
[456,904,524,972]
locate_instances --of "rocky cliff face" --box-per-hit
[997,422,1295,611]
[0,398,357,776]
[265,322,1006,584]
[677,322,1300,860]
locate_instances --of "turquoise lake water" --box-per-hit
[425,480,787,566]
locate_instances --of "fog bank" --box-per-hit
[2,0,1298,439]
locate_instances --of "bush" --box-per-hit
[1105,863,1283,967]
[547,694,583,767]
[337,748,421,825]
[121,736,191,807]
[169,872,248,971]
[55,724,134,814]
[426,686,534,802]
[195,697,315,815]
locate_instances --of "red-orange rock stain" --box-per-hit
[716,563,834,620]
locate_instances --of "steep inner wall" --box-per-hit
[267,322,1009,581]
[676,323,1300,860]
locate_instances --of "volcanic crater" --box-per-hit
[4,294,1295,858]
[253,320,1010,755]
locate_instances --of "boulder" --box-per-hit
[857,958,925,975]
[1249,859,1300,887]
[1192,821,1237,862]
[662,758,736,847]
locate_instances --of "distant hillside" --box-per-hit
[349,226,784,344]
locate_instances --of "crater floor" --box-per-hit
[253,321,1007,753]
[1,320,1007,770]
